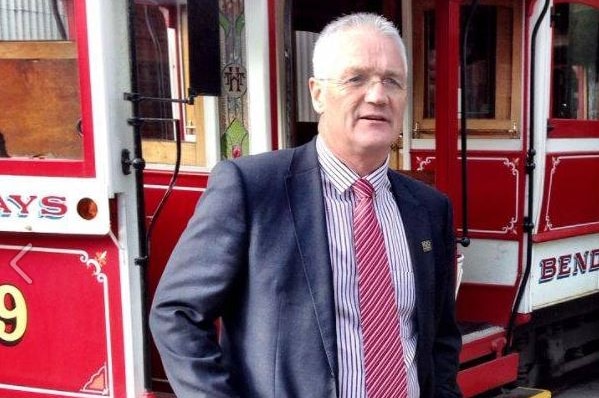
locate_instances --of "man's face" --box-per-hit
[309,28,407,168]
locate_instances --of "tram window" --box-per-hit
[424,8,497,120]
[413,0,523,138]
[135,1,208,167]
[551,3,599,121]
[0,0,84,159]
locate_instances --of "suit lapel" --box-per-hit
[388,173,435,345]
[285,142,338,381]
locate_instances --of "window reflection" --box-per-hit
[0,0,83,160]
[424,6,499,119]
[0,0,70,41]
[552,3,599,120]
[135,0,209,167]
[134,4,175,141]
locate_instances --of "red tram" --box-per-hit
[0,0,598,397]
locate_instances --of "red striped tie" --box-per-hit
[353,178,408,398]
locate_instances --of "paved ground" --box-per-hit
[552,377,599,397]
[488,363,599,398]
[551,364,599,397]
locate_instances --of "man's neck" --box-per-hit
[319,135,388,177]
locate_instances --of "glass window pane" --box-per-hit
[423,5,502,120]
[135,3,175,141]
[461,6,497,119]
[552,3,599,120]
[135,1,211,167]
[0,0,71,41]
[0,0,83,160]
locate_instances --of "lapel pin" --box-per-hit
[421,240,432,252]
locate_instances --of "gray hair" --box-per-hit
[312,13,407,78]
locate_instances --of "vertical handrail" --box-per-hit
[125,0,152,391]
[457,0,479,248]
[506,0,551,352]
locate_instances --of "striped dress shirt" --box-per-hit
[316,137,419,398]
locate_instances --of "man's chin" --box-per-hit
[357,135,395,152]
[352,141,393,164]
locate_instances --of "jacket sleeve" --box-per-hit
[433,197,463,397]
[149,160,246,398]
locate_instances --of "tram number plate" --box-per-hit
[0,285,27,345]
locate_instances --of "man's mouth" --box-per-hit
[360,114,389,122]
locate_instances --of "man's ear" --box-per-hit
[308,77,325,114]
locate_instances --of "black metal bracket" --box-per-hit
[121,116,181,176]
[134,256,149,267]
[457,236,471,247]
[121,149,146,175]
[123,92,195,106]
[523,216,535,233]
[526,148,536,174]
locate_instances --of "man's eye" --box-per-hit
[383,77,404,89]
[345,75,366,85]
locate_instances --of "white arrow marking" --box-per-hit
[10,243,33,284]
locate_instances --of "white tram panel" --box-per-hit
[459,239,520,285]
[0,176,110,235]
[530,234,599,310]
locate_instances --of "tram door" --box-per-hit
[126,0,254,392]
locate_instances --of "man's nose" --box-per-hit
[364,79,389,104]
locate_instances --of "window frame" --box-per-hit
[0,0,95,177]
[412,0,523,138]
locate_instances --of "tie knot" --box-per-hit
[353,178,374,200]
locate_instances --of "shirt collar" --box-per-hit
[316,135,390,195]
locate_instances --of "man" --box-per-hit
[150,13,462,398]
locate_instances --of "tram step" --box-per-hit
[458,352,519,397]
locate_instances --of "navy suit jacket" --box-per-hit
[150,139,462,397]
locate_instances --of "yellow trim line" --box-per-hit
[497,387,552,397]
